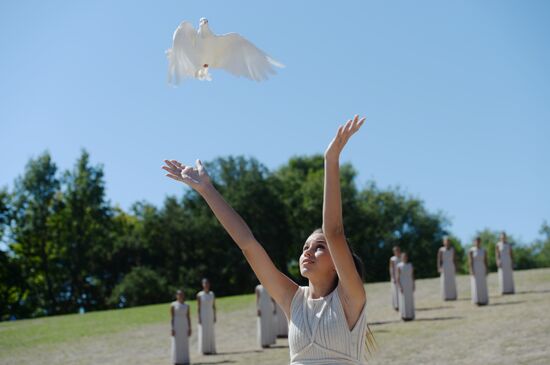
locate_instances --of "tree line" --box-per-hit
[1,151,549,320]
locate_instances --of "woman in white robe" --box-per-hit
[274,302,288,338]
[256,284,276,348]
[389,246,401,311]
[170,290,191,365]
[496,232,515,294]
[437,236,457,300]
[469,237,489,305]
[396,252,415,321]
[197,278,216,354]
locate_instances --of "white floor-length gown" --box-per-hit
[256,285,276,347]
[171,301,190,365]
[440,247,457,300]
[497,241,515,294]
[470,247,489,305]
[197,290,216,354]
[390,255,401,310]
[397,262,415,320]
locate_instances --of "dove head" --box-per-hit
[198,17,213,37]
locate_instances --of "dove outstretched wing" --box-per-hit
[166,21,199,84]
[210,33,284,82]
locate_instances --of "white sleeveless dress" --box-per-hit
[397,262,415,320]
[274,302,288,337]
[256,284,276,347]
[497,241,515,294]
[288,285,368,365]
[390,255,400,310]
[439,247,457,300]
[197,290,216,354]
[470,247,489,305]
[171,301,190,365]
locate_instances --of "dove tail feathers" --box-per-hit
[268,57,285,69]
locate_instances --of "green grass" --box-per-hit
[0,293,253,351]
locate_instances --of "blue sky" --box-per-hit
[1,0,549,244]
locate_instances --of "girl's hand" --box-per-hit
[162,159,212,193]
[171,329,175,336]
[325,115,366,160]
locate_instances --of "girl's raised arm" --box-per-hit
[323,115,367,319]
[162,160,298,316]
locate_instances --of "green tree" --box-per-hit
[52,150,113,312]
[173,156,292,296]
[272,155,359,278]
[9,152,64,316]
[355,183,448,281]
[108,266,170,307]
[0,188,8,240]
[533,221,550,267]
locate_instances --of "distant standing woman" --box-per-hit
[197,278,217,354]
[389,246,402,311]
[170,290,191,365]
[469,237,489,305]
[256,284,276,348]
[496,232,515,294]
[396,252,415,321]
[274,302,288,338]
[437,236,457,301]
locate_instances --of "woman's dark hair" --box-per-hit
[310,228,365,282]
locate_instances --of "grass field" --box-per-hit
[1,268,549,365]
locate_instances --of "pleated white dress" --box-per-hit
[288,285,368,365]
[171,301,190,365]
[256,284,276,347]
[397,262,415,320]
[197,290,216,354]
[439,247,457,300]
[497,241,515,294]
[390,255,401,311]
[274,302,288,337]
[470,247,489,305]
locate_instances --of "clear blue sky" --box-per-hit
[1,0,549,244]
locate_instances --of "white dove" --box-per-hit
[166,18,284,83]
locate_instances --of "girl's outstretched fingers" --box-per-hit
[325,114,367,157]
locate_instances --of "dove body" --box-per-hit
[166,18,283,83]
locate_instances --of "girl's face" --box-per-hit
[202,279,210,291]
[299,232,336,280]
[475,239,481,248]
[401,253,408,263]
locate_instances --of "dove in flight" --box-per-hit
[166,18,284,83]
